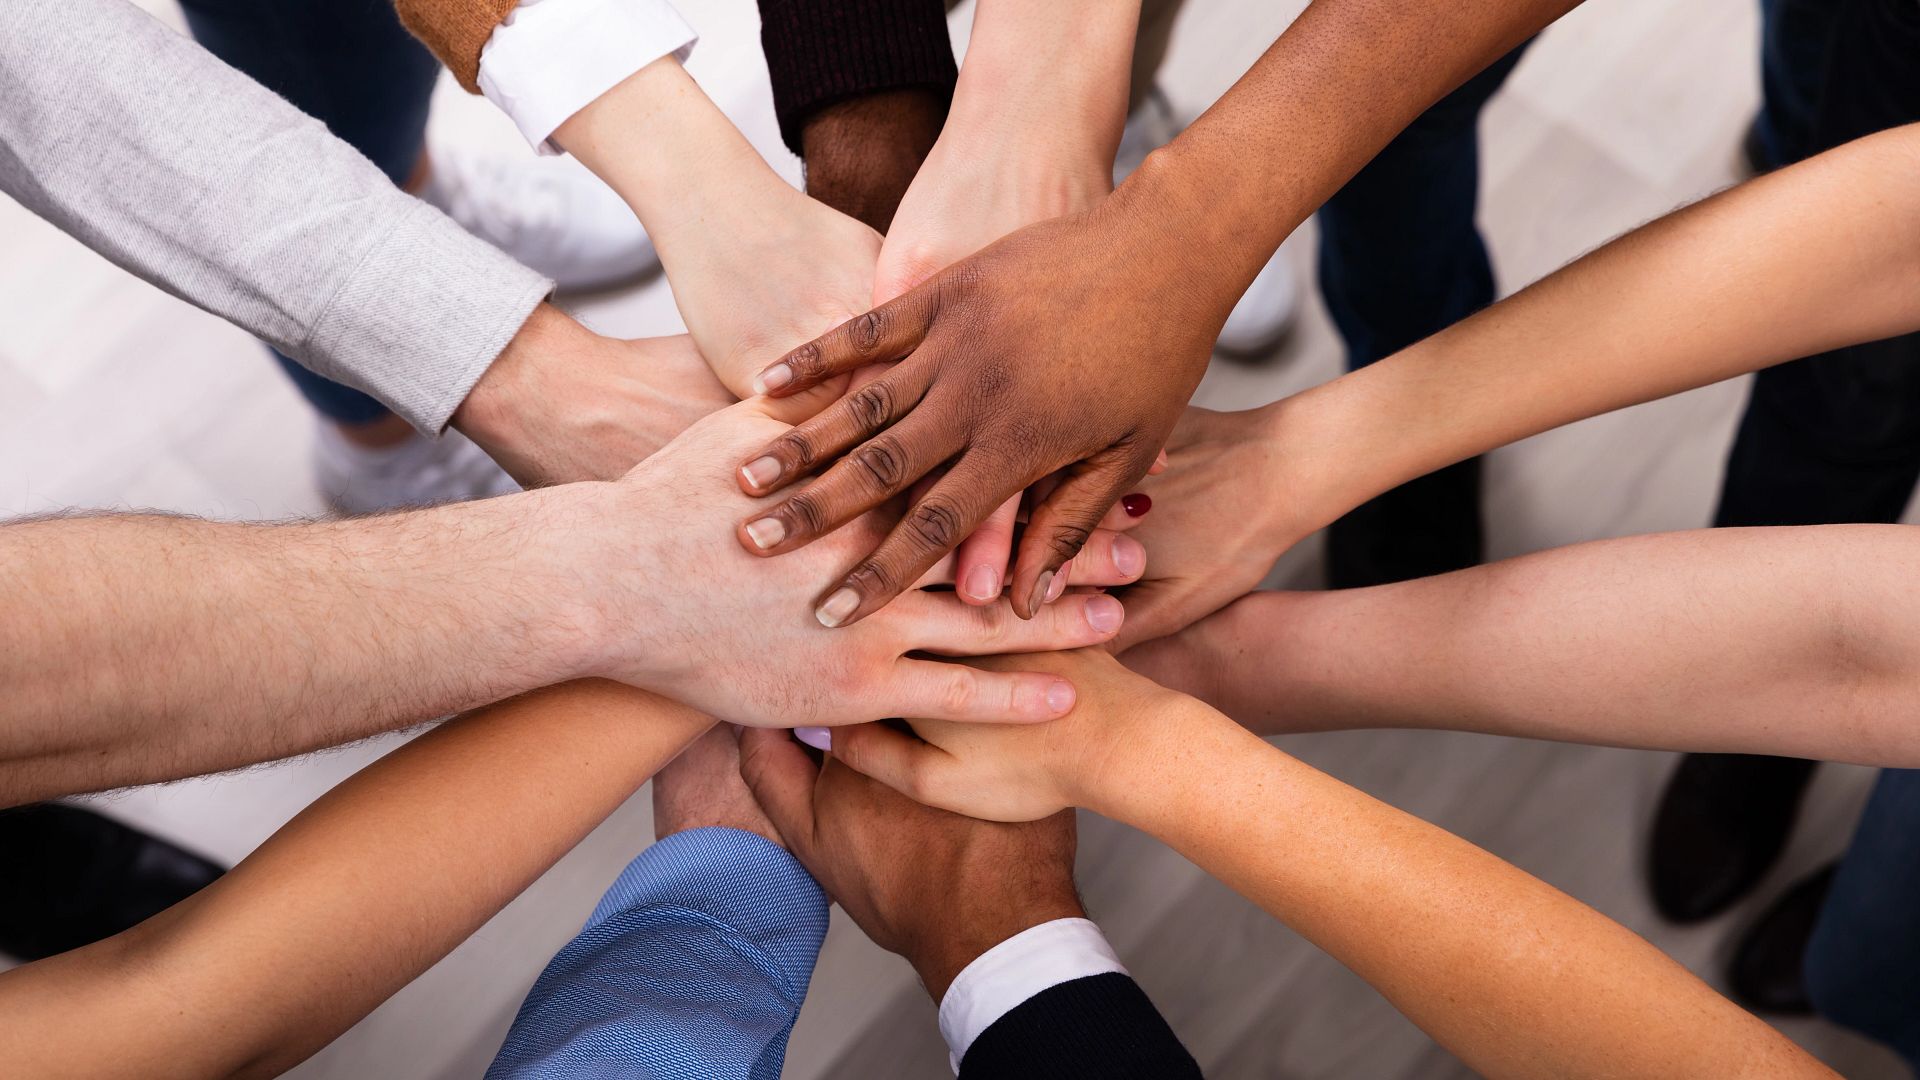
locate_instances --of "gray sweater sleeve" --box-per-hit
[0,0,554,433]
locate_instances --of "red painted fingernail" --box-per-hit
[1122,494,1152,517]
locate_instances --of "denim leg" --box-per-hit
[177,0,441,426]
[1804,769,1920,1070]
[1316,47,1526,588]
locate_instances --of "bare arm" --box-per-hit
[1122,125,1920,646]
[0,487,616,804]
[0,681,711,1078]
[828,650,1832,1079]
[1131,525,1920,768]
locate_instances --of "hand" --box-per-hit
[1112,404,1308,649]
[738,726,1081,999]
[823,648,1199,822]
[454,304,735,486]
[585,402,1148,727]
[652,723,779,846]
[735,203,1226,629]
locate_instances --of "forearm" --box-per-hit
[0,0,549,434]
[1095,712,1827,1078]
[799,89,945,232]
[1161,526,1920,767]
[956,0,1137,172]
[1270,125,1920,529]
[0,490,616,802]
[1112,0,1578,317]
[0,680,711,1078]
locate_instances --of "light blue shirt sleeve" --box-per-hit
[487,827,829,1080]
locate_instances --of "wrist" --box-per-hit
[908,889,1086,1002]
[453,304,590,477]
[1079,696,1245,828]
[800,90,945,231]
[954,3,1134,173]
[532,480,671,687]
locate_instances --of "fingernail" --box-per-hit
[1028,571,1054,614]
[1045,570,1068,604]
[1085,594,1123,634]
[752,363,794,395]
[794,726,832,751]
[745,516,787,550]
[963,564,1000,602]
[1045,680,1075,716]
[1122,493,1152,517]
[816,588,860,628]
[740,456,782,490]
[1113,535,1145,577]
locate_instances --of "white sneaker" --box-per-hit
[1116,87,1299,359]
[418,147,658,291]
[314,424,520,516]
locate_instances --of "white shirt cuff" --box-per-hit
[478,0,698,155]
[936,917,1128,1074]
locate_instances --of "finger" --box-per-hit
[736,728,821,848]
[812,457,1013,629]
[891,590,1125,654]
[952,495,1020,604]
[739,410,960,557]
[1010,449,1152,620]
[1060,530,1147,588]
[751,285,942,397]
[881,658,1076,723]
[1096,494,1151,533]
[737,366,935,497]
[825,721,952,807]
[1148,449,1169,475]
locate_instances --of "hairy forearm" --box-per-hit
[1113,0,1577,317]
[0,490,614,802]
[1157,526,1920,767]
[1270,125,1920,529]
[1095,712,1827,1078]
[0,680,711,1077]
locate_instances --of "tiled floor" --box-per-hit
[1,1,1909,1077]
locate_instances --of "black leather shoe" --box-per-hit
[1728,864,1836,1015]
[0,803,224,960]
[1648,753,1817,924]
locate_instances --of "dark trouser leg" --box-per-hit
[1317,47,1526,588]
[1804,769,1920,1070]
[177,0,440,426]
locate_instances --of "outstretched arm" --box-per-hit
[0,681,712,1079]
[827,650,1832,1079]
[1119,123,1920,647]
[1129,524,1920,768]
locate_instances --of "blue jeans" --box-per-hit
[1315,47,1529,588]
[1806,770,1920,1071]
[178,0,440,426]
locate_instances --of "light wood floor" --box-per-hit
[1,1,1909,1077]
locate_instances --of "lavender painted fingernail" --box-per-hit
[794,727,832,751]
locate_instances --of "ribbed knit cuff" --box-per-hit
[395,0,521,92]
[757,0,958,158]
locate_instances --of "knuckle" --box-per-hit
[851,310,886,353]
[770,430,818,472]
[844,560,900,598]
[846,381,898,432]
[853,435,908,492]
[786,341,825,378]
[939,672,978,715]
[784,490,830,536]
[1044,524,1093,564]
[907,498,963,552]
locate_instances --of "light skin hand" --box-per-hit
[454,304,735,486]
[553,56,882,414]
[596,401,1140,728]
[738,726,1082,1000]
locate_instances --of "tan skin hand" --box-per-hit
[735,202,1227,630]
[737,725,1082,999]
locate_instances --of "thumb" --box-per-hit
[737,728,822,849]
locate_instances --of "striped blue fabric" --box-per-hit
[487,827,830,1079]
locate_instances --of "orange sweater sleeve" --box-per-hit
[393,0,519,92]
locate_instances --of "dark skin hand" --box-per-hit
[730,0,1582,630]
[735,193,1224,629]
[738,726,1083,999]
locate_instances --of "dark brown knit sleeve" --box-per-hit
[757,0,957,158]
[393,0,520,93]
